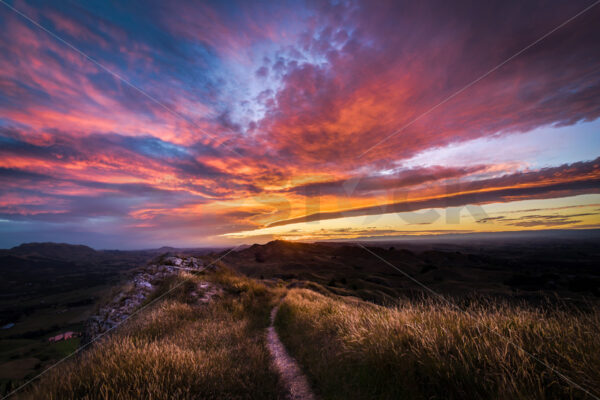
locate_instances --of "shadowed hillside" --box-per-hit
[225,239,600,303]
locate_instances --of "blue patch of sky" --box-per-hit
[121,136,189,159]
[397,118,600,172]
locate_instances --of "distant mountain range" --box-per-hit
[5,242,98,260]
[2,229,598,255]
[0,242,226,262]
[321,228,600,244]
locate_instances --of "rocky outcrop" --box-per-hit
[162,256,204,270]
[83,256,216,344]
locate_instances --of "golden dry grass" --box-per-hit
[17,266,600,400]
[276,289,600,400]
[21,270,286,400]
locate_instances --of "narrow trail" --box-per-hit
[267,305,317,400]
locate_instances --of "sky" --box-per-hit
[0,0,599,249]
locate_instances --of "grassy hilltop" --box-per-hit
[5,240,600,399]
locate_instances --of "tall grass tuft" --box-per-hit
[276,289,600,400]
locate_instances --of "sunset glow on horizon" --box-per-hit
[1,0,599,249]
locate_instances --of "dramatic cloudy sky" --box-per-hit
[1,0,599,248]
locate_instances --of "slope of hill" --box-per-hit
[0,243,161,394]
[276,288,600,399]
[14,250,600,400]
[19,265,288,399]
[2,240,600,399]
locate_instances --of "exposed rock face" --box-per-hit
[163,256,206,270]
[83,256,216,344]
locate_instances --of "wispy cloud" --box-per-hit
[1,0,599,247]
